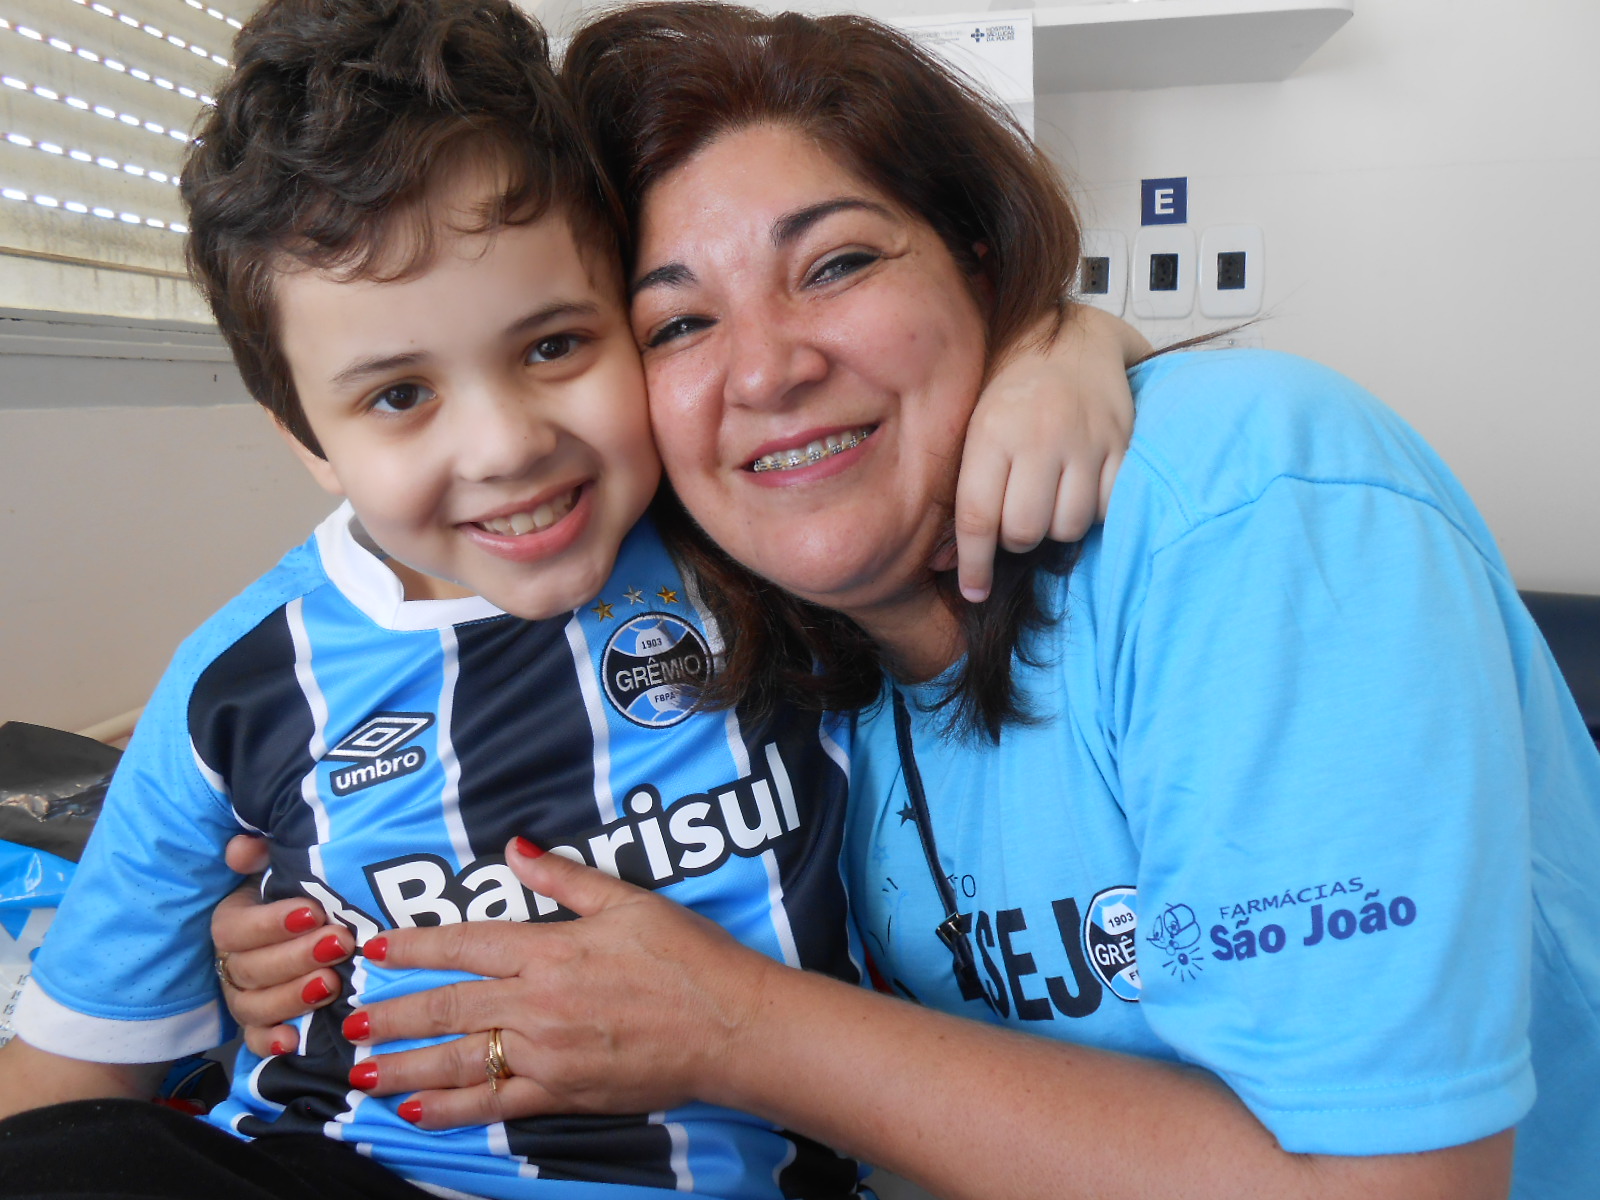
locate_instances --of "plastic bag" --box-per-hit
[0,722,118,1046]
[0,721,120,863]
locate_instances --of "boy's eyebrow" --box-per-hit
[630,198,891,298]
[503,300,603,340]
[327,301,604,387]
[330,351,427,389]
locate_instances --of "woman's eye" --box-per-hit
[368,382,435,414]
[643,314,713,350]
[808,251,879,287]
[527,333,582,364]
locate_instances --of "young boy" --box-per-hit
[0,0,1135,1195]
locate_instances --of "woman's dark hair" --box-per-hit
[182,0,621,455]
[565,1,1083,739]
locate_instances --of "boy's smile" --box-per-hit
[276,182,659,621]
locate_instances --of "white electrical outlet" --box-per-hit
[1075,229,1128,317]
[1199,225,1265,319]
[1131,225,1195,320]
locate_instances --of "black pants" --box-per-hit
[0,1100,438,1200]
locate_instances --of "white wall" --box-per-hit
[3,0,1597,734]
[0,388,332,732]
[1035,0,1600,592]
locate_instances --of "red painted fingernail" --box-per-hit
[513,837,544,859]
[269,1041,288,1057]
[313,933,345,963]
[342,1011,370,1041]
[302,977,332,1004]
[285,907,319,934]
[349,1061,379,1090]
[398,1099,423,1124]
[364,936,388,962]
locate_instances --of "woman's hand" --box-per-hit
[342,839,772,1129]
[211,835,349,1057]
[954,306,1148,601]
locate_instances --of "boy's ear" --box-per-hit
[273,419,345,498]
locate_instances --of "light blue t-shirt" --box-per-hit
[847,350,1600,1196]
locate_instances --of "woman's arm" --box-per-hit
[339,843,1513,1200]
[953,307,1148,601]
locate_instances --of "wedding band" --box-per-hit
[214,951,243,991]
[485,1027,512,1093]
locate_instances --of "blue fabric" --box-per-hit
[847,350,1600,1195]
[20,510,866,1200]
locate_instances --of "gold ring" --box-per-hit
[485,1027,512,1093]
[214,951,243,991]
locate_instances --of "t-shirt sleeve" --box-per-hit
[14,658,243,1063]
[1117,474,1535,1155]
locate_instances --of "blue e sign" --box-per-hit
[1141,177,1188,226]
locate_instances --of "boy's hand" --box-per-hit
[0,1038,164,1120]
[954,307,1147,601]
[212,835,347,1057]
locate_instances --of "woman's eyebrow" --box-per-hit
[631,262,696,298]
[772,198,891,247]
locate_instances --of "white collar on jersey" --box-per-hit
[312,502,506,632]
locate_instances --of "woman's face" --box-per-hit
[630,123,989,643]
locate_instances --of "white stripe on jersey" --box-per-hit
[435,625,472,870]
[244,1054,287,1114]
[485,1123,540,1176]
[326,1088,369,1140]
[650,1110,695,1193]
[416,1185,494,1199]
[818,717,850,782]
[682,578,752,780]
[764,742,801,832]
[761,850,802,968]
[564,613,617,825]
[771,1137,798,1190]
[760,744,803,967]
[190,741,229,798]
[287,596,334,880]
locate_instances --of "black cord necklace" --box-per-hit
[891,688,984,998]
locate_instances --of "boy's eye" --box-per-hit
[807,250,879,287]
[527,333,582,364]
[643,314,713,350]
[368,382,435,414]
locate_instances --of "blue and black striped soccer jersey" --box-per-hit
[18,505,868,1200]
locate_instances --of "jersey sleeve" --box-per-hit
[1116,474,1536,1155]
[14,654,244,1063]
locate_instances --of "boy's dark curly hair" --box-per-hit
[182,0,622,455]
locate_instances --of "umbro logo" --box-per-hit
[325,712,434,796]
[326,713,435,761]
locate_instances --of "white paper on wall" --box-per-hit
[891,11,1035,140]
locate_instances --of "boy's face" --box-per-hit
[276,192,659,620]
